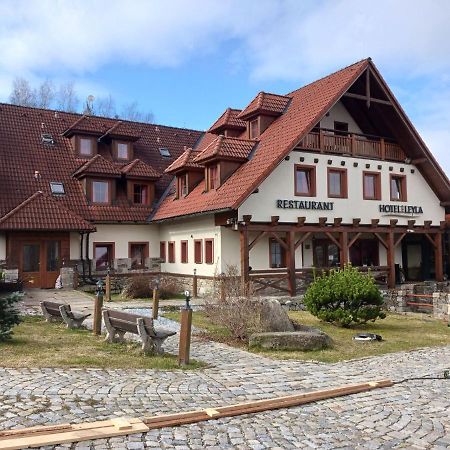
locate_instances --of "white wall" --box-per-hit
[0,233,6,260]
[239,152,444,226]
[319,101,363,134]
[159,216,221,276]
[69,225,159,260]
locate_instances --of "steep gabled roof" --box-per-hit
[121,159,161,179]
[99,120,141,141]
[165,148,203,174]
[237,92,291,120]
[0,191,95,231]
[208,108,247,133]
[193,135,255,164]
[73,154,122,178]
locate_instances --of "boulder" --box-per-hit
[259,298,295,332]
[249,330,332,351]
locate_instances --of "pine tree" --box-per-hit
[0,292,22,341]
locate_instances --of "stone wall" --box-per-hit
[432,292,450,320]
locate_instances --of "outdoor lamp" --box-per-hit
[184,290,191,309]
[96,279,104,295]
[155,277,160,289]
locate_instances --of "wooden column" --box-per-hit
[340,231,349,267]
[386,230,396,288]
[286,230,296,297]
[240,227,250,286]
[435,232,444,282]
[178,307,192,366]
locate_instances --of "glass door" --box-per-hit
[44,240,61,288]
[22,242,41,287]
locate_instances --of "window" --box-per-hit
[313,240,340,268]
[250,119,259,139]
[205,239,214,264]
[269,239,286,268]
[168,241,175,263]
[159,147,171,157]
[194,240,203,264]
[208,165,218,190]
[349,239,379,267]
[177,173,188,198]
[159,241,166,262]
[181,240,188,263]
[334,121,349,136]
[116,142,130,160]
[363,172,381,200]
[327,168,347,198]
[79,137,95,156]
[50,182,65,195]
[129,242,148,269]
[390,174,407,201]
[91,180,110,203]
[294,165,316,196]
[94,243,114,271]
[133,184,149,204]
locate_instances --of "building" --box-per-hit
[1,58,449,293]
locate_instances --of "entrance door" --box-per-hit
[20,240,61,288]
[313,239,340,268]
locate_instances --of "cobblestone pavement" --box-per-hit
[2,291,450,449]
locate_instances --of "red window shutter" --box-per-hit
[205,239,214,264]
[194,240,202,264]
[168,242,175,263]
[181,241,188,263]
[160,242,166,262]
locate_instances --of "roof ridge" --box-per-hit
[0,191,44,224]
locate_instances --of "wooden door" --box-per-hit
[313,239,340,268]
[44,240,61,288]
[21,241,42,287]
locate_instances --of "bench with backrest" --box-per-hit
[40,301,90,329]
[102,309,176,355]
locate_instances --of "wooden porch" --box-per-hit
[296,129,406,162]
[239,215,446,296]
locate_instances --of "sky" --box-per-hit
[0,0,449,175]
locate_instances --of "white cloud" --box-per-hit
[0,0,448,175]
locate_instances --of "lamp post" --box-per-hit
[105,266,111,302]
[192,268,198,298]
[178,290,193,366]
[152,278,160,320]
[93,279,104,335]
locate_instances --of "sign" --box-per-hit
[379,204,423,217]
[276,199,334,210]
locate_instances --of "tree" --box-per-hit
[0,292,22,341]
[95,94,117,118]
[35,79,55,109]
[55,81,79,113]
[121,101,154,123]
[9,77,36,107]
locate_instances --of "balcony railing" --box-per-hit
[297,129,406,162]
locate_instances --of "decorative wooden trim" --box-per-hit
[343,92,392,105]
[348,232,362,248]
[297,217,306,227]
[327,167,348,198]
[333,218,342,226]
[319,217,327,226]
[371,219,380,227]
[362,171,381,200]
[394,233,406,248]
[353,218,361,227]
[270,216,280,225]
[294,164,316,197]
[242,215,252,223]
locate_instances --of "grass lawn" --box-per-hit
[0,316,203,370]
[164,310,450,363]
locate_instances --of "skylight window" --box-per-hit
[41,133,54,145]
[50,182,65,195]
[159,147,171,157]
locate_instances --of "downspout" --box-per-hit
[85,231,97,283]
[79,232,86,282]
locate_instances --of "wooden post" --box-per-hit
[240,227,250,286]
[435,232,444,282]
[192,269,198,298]
[105,271,111,302]
[340,231,349,267]
[380,138,386,160]
[319,129,324,152]
[93,281,104,336]
[287,230,296,297]
[387,231,396,288]
[178,302,193,366]
[152,286,159,320]
[351,134,356,156]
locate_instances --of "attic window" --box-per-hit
[50,182,65,195]
[41,133,54,145]
[159,147,171,157]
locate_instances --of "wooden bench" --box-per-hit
[40,301,91,329]
[102,309,176,355]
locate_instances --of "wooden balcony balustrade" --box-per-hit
[297,129,406,162]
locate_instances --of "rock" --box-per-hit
[249,331,332,351]
[259,298,295,332]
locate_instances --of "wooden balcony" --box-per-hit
[297,129,406,162]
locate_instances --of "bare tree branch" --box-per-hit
[9,77,36,107]
[56,82,79,112]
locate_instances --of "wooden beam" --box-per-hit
[424,232,437,249]
[319,217,327,226]
[366,67,370,108]
[348,232,362,248]
[340,231,349,266]
[269,231,288,250]
[333,218,342,227]
[390,219,398,227]
[297,217,306,227]
[411,157,427,165]
[407,220,416,229]
[287,230,296,297]
[343,92,392,106]
[424,220,432,228]
[387,231,396,288]
[295,231,312,250]
[240,228,250,285]
[325,231,341,249]
[249,231,268,252]
[374,232,388,249]
[270,216,279,225]
[352,218,361,227]
[434,232,444,281]
[394,233,406,248]
[371,219,380,227]
[242,215,252,224]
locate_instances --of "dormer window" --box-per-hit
[91,180,110,204]
[207,165,218,191]
[250,119,259,139]
[114,141,131,161]
[79,136,96,157]
[133,183,149,205]
[177,173,189,198]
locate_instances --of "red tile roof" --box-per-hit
[193,135,255,164]
[165,148,203,174]
[208,108,247,133]
[73,154,123,178]
[0,103,201,224]
[121,159,161,179]
[152,59,371,221]
[0,191,95,231]
[237,92,291,120]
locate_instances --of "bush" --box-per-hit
[121,275,183,300]
[0,292,22,341]
[304,265,386,327]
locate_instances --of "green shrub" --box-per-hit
[304,265,385,327]
[0,292,22,341]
